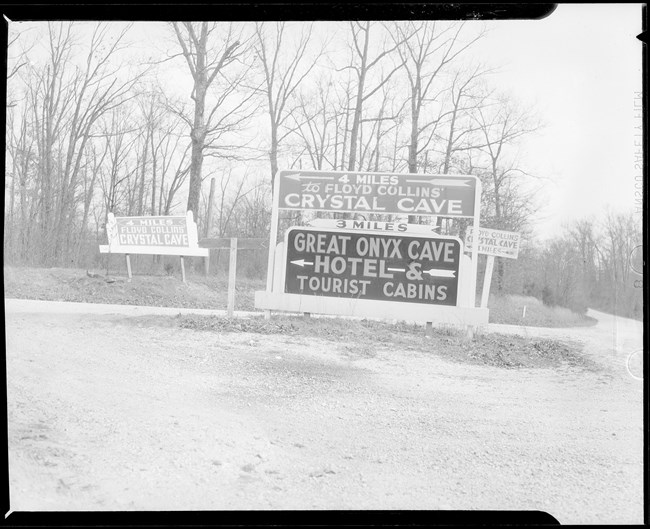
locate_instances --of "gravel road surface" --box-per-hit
[5,300,645,523]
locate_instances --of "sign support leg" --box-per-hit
[425,321,433,338]
[480,255,495,308]
[125,254,132,281]
[204,253,210,276]
[227,238,238,317]
[180,256,186,283]
[265,177,281,293]
[263,170,282,317]
[470,180,482,307]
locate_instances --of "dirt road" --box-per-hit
[5,300,644,523]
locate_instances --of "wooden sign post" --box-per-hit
[198,237,267,317]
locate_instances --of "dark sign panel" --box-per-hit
[284,227,461,306]
[277,170,477,218]
[114,216,189,247]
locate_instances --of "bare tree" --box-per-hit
[4,97,36,261]
[344,21,408,171]
[171,22,249,220]
[97,106,138,218]
[210,170,262,237]
[18,22,142,264]
[237,182,272,237]
[394,21,483,174]
[472,96,540,223]
[359,81,403,172]
[290,76,339,170]
[254,21,323,186]
[438,65,493,174]
[74,141,105,262]
[468,95,541,289]
[151,92,194,215]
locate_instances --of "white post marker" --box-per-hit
[125,254,132,281]
[228,237,238,318]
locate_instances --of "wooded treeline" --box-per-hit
[4,21,642,318]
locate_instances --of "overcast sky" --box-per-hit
[473,4,642,239]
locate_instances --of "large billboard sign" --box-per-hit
[255,169,487,325]
[284,227,461,306]
[464,227,521,259]
[277,170,477,218]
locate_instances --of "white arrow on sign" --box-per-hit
[387,267,406,272]
[423,268,456,278]
[406,177,471,187]
[284,172,335,182]
[290,259,314,267]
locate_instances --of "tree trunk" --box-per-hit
[443,103,459,174]
[407,82,420,224]
[269,122,278,188]
[138,134,149,215]
[187,81,207,218]
[203,177,216,238]
[348,26,369,172]
[150,127,157,215]
[408,85,419,174]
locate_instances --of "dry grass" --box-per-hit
[3,265,265,311]
[175,314,597,371]
[488,294,597,328]
[4,265,598,370]
[5,266,597,329]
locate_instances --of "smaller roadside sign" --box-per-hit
[113,216,189,247]
[102,211,204,254]
[464,227,521,259]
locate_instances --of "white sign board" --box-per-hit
[307,218,440,234]
[100,211,207,256]
[464,227,521,259]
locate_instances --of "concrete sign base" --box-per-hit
[255,291,489,325]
